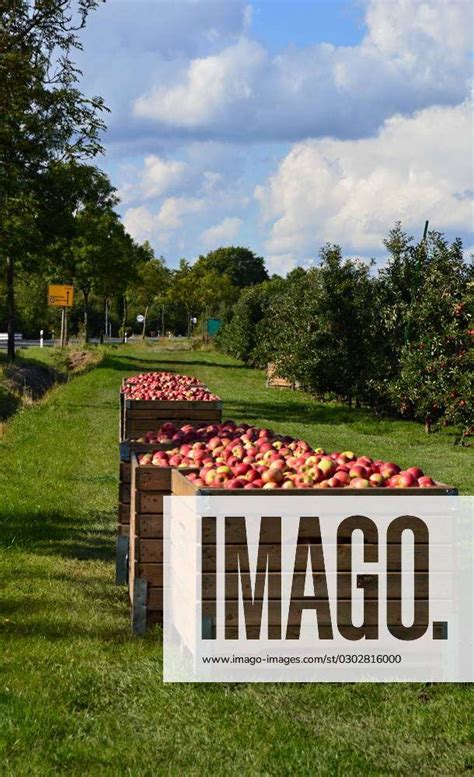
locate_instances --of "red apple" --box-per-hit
[369,473,385,487]
[350,477,371,489]
[397,472,416,488]
[333,470,351,485]
[380,463,401,479]
[295,474,313,488]
[418,476,435,488]
[407,466,424,480]
[349,465,368,480]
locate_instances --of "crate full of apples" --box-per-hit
[119,371,222,442]
[129,419,455,633]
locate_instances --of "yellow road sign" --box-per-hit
[48,284,74,307]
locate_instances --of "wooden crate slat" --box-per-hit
[125,407,223,420]
[201,572,430,600]
[201,543,430,572]
[138,491,167,514]
[118,502,130,525]
[172,469,456,497]
[125,418,220,437]
[137,514,163,538]
[139,539,163,563]
[147,587,163,611]
[120,462,131,482]
[201,599,419,627]
[138,563,163,586]
[201,514,434,545]
[119,482,131,503]
[146,611,163,628]
[124,398,223,411]
[136,465,199,491]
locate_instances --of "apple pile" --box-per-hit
[137,420,437,489]
[122,371,220,401]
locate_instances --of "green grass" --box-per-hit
[0,344,472,776]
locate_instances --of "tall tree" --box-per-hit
[194,246,268,288]
[129,243,170,338]
[0,0,106,359]
[71,205,138,341]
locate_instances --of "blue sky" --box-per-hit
[79,0,473,273]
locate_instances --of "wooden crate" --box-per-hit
[266,362,299,389]
[119,388,223,442]
[129,456,198,631]
[116,441,174,584]
[170,469,457,640]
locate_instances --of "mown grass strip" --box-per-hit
[0,344,472,776]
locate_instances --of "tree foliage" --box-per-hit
[194,246,268,289]
[218,228,473,441]
[0,0,107,358]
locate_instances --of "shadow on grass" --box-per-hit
[225,397,373,428]
[0,509,115,562]
[100,354,247,373]
[0,505,133,642]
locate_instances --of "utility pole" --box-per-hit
[60,308,65,347]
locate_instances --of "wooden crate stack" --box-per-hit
[116,382,222,585]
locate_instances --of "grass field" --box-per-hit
[0,343,472,776]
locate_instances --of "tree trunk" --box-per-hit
[122,295,127,343]
[141,305,148,339]
[83,289,90,343]
[6,256,15,362]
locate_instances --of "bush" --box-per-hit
[217,278,285,366]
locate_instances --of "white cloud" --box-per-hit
[139,156,187,199]
[123,197,204,242]
[255,98,473,265]
[133,0,472,142]
[122,205,158,243]
[134,38,265,127]
[119,155,188,204]
[200,216,243,246]
[156,196,204,230]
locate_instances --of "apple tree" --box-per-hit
[217,277,286,365]
[257,246,377,405]
[387,232,473,441]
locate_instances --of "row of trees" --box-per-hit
[0,1,269,355]
[217,226,473,443]
[0,243,268,343]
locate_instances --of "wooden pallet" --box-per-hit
[266,362,299,389]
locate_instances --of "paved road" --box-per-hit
[0,338,126,349]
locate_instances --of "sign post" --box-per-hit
[48,285,74,347]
